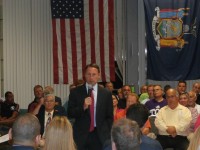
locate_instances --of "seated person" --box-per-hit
[44,86,62,106]
[42,116,76,150]
[28,85,44,115]
[115,93,139,121]
[126,103,162,150]
[0,91,19,126]
[155,88,192,150]
[112,94,123,121]
[36,94,67,136]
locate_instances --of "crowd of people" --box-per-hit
[1,63,200,150]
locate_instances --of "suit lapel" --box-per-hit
[96,86,103,116]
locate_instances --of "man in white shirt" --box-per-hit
[155,88,192,150]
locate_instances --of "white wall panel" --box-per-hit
[3,0,69,109]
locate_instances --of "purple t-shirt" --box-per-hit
[145,99,167,116]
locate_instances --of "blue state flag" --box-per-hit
[144,0,200,81]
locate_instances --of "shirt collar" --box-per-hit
[86,83,98,92]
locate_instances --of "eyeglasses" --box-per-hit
[45,100,55,103]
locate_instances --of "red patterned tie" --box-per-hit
[89,88,95,132]
[46,112,52,127]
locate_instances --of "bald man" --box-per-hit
[155,89,192,150]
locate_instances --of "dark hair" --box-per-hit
[34,85,43,91]
[84,63,100,73]
[164,85,171,93]
[178,80,187,86]
[5,91,13,98]
[126,103,149,128]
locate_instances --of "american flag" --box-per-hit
[51,0,115,84]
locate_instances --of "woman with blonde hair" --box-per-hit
[43,116,76,150]
[187,127,200,150]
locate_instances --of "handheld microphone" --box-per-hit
[88,84,93,97]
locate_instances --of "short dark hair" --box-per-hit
[33,85,43,91]
[178,80,187,86]
[84,63,100,73]
[12,113,41,144]
[5,91,13,98]
[111,118,140,150]
[126,103,149,128]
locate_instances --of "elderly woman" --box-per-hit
[179,92,198,141]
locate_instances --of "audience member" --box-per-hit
[187,126,200,150]
[188,91,200,114]
[115,93,139,121]
[179,92,198,140]
[43,116,76,150]
[69,84,76,91]
[0,91,19,126]
[28,85,44,115]
[67,63,113,150]
[126,103,162,150]
[112,94,122,121]
[117,85,132,109]
[11,113,41,150]
[163,84,171,99]
[192,82,200,105]
[139,85,148,97]
[75,79,85,87]
[155,88,192,150]
[139,93,149,104]
[111,118,140,150]
[105,82,114,93]
[36,94,66,136]
[145,85,167,116]
[147,84,154,99]
[117,88,123,99]
[177,80,187,94]
[44,85,62,106]
[140,85,154,104]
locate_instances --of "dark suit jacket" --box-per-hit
[36,105,67,135]
[11,146,35,150]
[67,84,113,149]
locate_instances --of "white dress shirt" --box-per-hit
[155,104,192,136]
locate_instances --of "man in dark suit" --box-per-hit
[68,63,113,150]
[11,113,41,150]
[36,94,66,136]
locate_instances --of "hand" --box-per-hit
[166,126,177,136]
[38,97,44,105]
[83,97,92,110]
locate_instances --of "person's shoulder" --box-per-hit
[141,135,162,150]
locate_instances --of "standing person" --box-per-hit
[67,63,113,150]
[11,113,41,150]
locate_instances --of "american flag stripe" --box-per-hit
[108,0,115,81]
[52,0,115,84]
